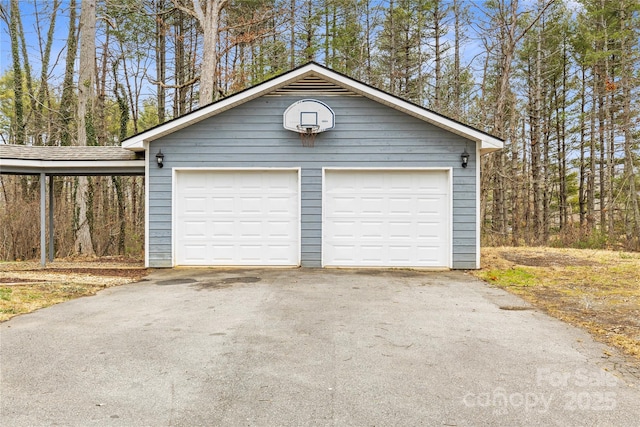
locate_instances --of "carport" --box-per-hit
[0,145,145,266]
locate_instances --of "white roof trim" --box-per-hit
[122,63,503,154]
[1,158,145,175]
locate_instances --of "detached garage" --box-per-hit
[121,62,503,269]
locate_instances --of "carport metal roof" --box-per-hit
[0,144,146,266]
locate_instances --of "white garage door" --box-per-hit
[323,169,450,267]
[175,169,299,266]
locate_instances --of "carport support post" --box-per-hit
[49,175,54,262]
[40,172,46,267]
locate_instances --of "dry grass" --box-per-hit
[475,247,640,360]
[0,258,147,322]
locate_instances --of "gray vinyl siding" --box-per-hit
[148,95,477,269]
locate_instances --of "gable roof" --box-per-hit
[121,62,503,154]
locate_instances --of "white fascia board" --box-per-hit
[0,158,145,172]
[121,65,323,151]
[479,139,504,154]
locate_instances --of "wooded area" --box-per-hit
[0,0,638,260]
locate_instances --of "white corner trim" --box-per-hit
[448,167,454,269]
[476,143,481,269]
[144,141,150,268]
[171,167,177,268]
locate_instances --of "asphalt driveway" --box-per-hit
[1,268,639,426]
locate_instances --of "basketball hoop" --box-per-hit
[297,125,319,147]
[283,99,335,148]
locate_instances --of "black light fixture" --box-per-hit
[156,149,165,168]
[461,149,469,169]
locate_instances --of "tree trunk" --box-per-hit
[173,7,185,117]
[35,0,60,146]
[74,0,96,256]
[578,66,586,228]
[588,68,596,232]
[60,0,77,147]
[619,4,640,248]
[432,0,442,112]
[9,0,24,145]
[156,0,166,124]
[452,0,461,119]
[290,0,296,67]
[189,0,227,106]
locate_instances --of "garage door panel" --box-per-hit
[211,197,234,213]
[331,221,357,238]
[331,245,356,261]
[415,247,446,266]
[183,245,207,262]
[388,221,412,238]
[184,221,207,238]
[361,245,385,261]
[239,197,262,213]
[388,197,412,214]
[269,181,296,192]
[176,170,299,266]
[211,245,234,261]
[388,174,412,189]
[416,196,447,214]
[266,245,295,262]
[267,197,294,213]
[330,196,358,215]
[182,176,207,191]
[267,221,294,237]
[184,197,206,214]
[361,174,385,190]
[416,222,443,239]
[388,245,413,261]
[323,170,450,267]
[209,183,234,192]
[238,221,261,237]
[361,197,385,214]
[361,221,385,238]
[238,245,262,260]
[212,221,234,237]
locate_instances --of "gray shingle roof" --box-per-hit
[0,144,142,161]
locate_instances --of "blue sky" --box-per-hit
[0,1,72,84]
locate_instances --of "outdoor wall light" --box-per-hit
[461,149,469,168]
[156,149,165,168]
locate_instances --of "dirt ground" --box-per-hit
[0,258,147,322]
[475,247,640,361]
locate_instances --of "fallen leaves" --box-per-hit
[0,259,147,322]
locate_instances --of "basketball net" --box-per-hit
[298,125,319,148]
